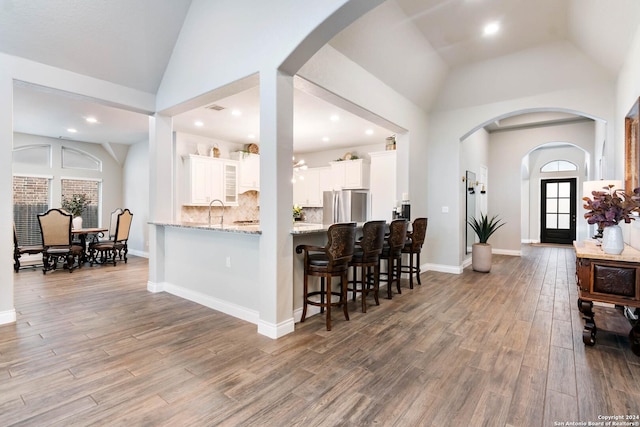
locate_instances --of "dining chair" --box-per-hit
[37,208,83,274]
[348,220,386,313]
[379,219,408,299]
[13,223,43,272]
[296,222,356,331]
[89,209,133,266]
[401,217,428,289]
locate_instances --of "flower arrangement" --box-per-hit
[583,185,640,227]
[293,204,303,219]
[62,193,90,217]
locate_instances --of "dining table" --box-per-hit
[72,227,108,263]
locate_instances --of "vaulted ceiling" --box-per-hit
[2,0,639,149]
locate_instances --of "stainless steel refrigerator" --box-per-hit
[323,190,368,225]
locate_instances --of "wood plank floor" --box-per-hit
[1,246,640,426]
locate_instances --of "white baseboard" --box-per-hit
[0,309,16,325]
[493,249,522,256]
[462,257,472,269]
[293,305,321,323]
[258,318,295,338]
[128,249,149,258]
[147,280,165,293]
[160,282,260,326]
[424,263,463,274]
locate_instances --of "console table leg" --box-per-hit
[630,322,640,356]
[579,298,597,346]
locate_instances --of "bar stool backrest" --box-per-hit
[388,219,409,256]
[325,222,356,271]
[408,218,428,251]
[359,220,386,263]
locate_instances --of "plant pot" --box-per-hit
[602,224,624,254]
[472,243,492,273]
[72,216,83,230]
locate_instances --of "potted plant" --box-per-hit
[62,193,90,229]
[293,204,304,221]
[467,213,505,273]
[583,184,640,254]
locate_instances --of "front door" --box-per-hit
[541,178,577,244]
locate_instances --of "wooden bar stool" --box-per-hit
[348,220,386,313]
[379,219,408,299]
[401,218,428,289]
[296,222,356,331]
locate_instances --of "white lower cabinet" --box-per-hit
[183,155,238,206]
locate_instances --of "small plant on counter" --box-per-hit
[293,204,303,219]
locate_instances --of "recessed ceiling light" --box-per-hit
[231,109,242,117]
[194,121,204,127]
[322,137,330,142]
[365,129,374,135]
[248,134,256,139]
[330,114,340,122]
[85,117,97,124]
[483,21,500,36]
[67,128,77,133]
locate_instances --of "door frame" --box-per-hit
[540,177,577,244]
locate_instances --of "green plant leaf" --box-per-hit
[467,213,505,244]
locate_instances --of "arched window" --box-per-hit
[541,160,577,173]
[12,144,51,167]
[62,147,101,171]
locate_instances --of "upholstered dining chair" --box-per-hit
[106,208,123,240]
[296,222,356,331]
[89,209,133,266]
[379,219,408,299]
[401,217,428,289]
[13,223,43,272]
[348,220,386,313]
[37,208,83,274]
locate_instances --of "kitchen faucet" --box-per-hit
[208,199,225,226]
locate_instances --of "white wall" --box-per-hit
[123,139,149,257]
[616,25,640,249]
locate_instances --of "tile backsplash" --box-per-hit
[181,192,324,225]
[182,191,260,224]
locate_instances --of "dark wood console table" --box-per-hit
[574,240,640,355]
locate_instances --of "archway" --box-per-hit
[461,109,605,258]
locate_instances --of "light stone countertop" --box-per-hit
[150,221,335,235]
[573,239,640,262]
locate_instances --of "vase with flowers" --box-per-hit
[293,204,304,222]
[62,193,90,230]
[583,184,640,254]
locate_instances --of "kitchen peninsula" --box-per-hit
[150,219,336,327]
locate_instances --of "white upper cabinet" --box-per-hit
[293,166,328,207]
[182,155,238,206]
[329,159,370,190]
[231,152,259,193]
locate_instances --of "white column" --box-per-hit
[0,71,15,324]
[258,69,295,338]
[147,114,173,292]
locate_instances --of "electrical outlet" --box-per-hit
[226,256,231,268]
